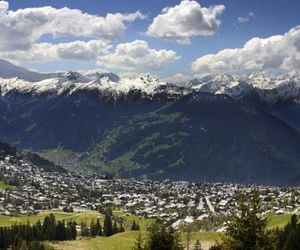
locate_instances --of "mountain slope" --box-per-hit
[81,92,300,185]
[0,139,65,172]
[1,89,299,184]
[0,59,52,82]
[0,59,300,184]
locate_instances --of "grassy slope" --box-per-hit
[0,210,294,250]
[48,213,292,250]
[49,231,139,250]
[266,213,293,229]
[113,210,156,230]
[0,211,103,226]
[48,231,219,250]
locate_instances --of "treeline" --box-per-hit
[0,214,76,250]
[81,214,126,237]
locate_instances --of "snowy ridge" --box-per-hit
[0,59,299,103]
[190,73,300,103]
[0,73,174,97]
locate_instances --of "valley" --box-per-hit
[0,59,299,184]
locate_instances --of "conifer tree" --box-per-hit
[80,221,90,237]
[119,222,125,233]
[132,220,137,230]
[140,221,184,250]
[210,190,272,250]
[103,214,113,236]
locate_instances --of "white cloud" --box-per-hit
[192,26,300,73]
[0,40,110,62]
[147,0,225,44]
[237,12,255,23]
[162,73,192,86]
[0,1,145,51]
[98,40,179,71]
[0,1,8,13]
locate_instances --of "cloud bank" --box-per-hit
[0,1,145,51]
[192,26,300,73]
[98,40,179,71]
[0,40,110,62]
[147,0,225,44]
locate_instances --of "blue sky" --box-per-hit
[2,0,300,77]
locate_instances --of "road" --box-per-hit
[205,196,215,213]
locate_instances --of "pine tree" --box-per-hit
[142,221,184,250]
[55,220,66,240]
[71,222,77,239]
[0,227,9,249]
[132,220,137,230]
[132,220,140,230]
[43,214,56,240]
[66,221,77,240]
[81,221,90,237]
[34,220,44,241]
[216,190,272,250]
[103,214,113,237]
[119,222,125,233]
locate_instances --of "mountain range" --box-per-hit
[0,59,299,185]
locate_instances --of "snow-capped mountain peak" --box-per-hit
[0,59,299,103]
[190,73,300,103]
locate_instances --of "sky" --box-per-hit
[1,0,300,78]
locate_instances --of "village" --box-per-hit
[0,155,299,230]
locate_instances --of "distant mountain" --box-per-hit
[190,73,300,104]
[0,59,54,82]
[0,59,299,184]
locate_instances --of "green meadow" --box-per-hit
[0,210,294,250]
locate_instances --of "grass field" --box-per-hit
[48,231,219,250]
[266,212,293,229]
[0,210,294,250]
[0,210,156,228]
[49,231,139,250]
[113,210,156,230]
[0,210,103,226]
[47,213,292,250]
